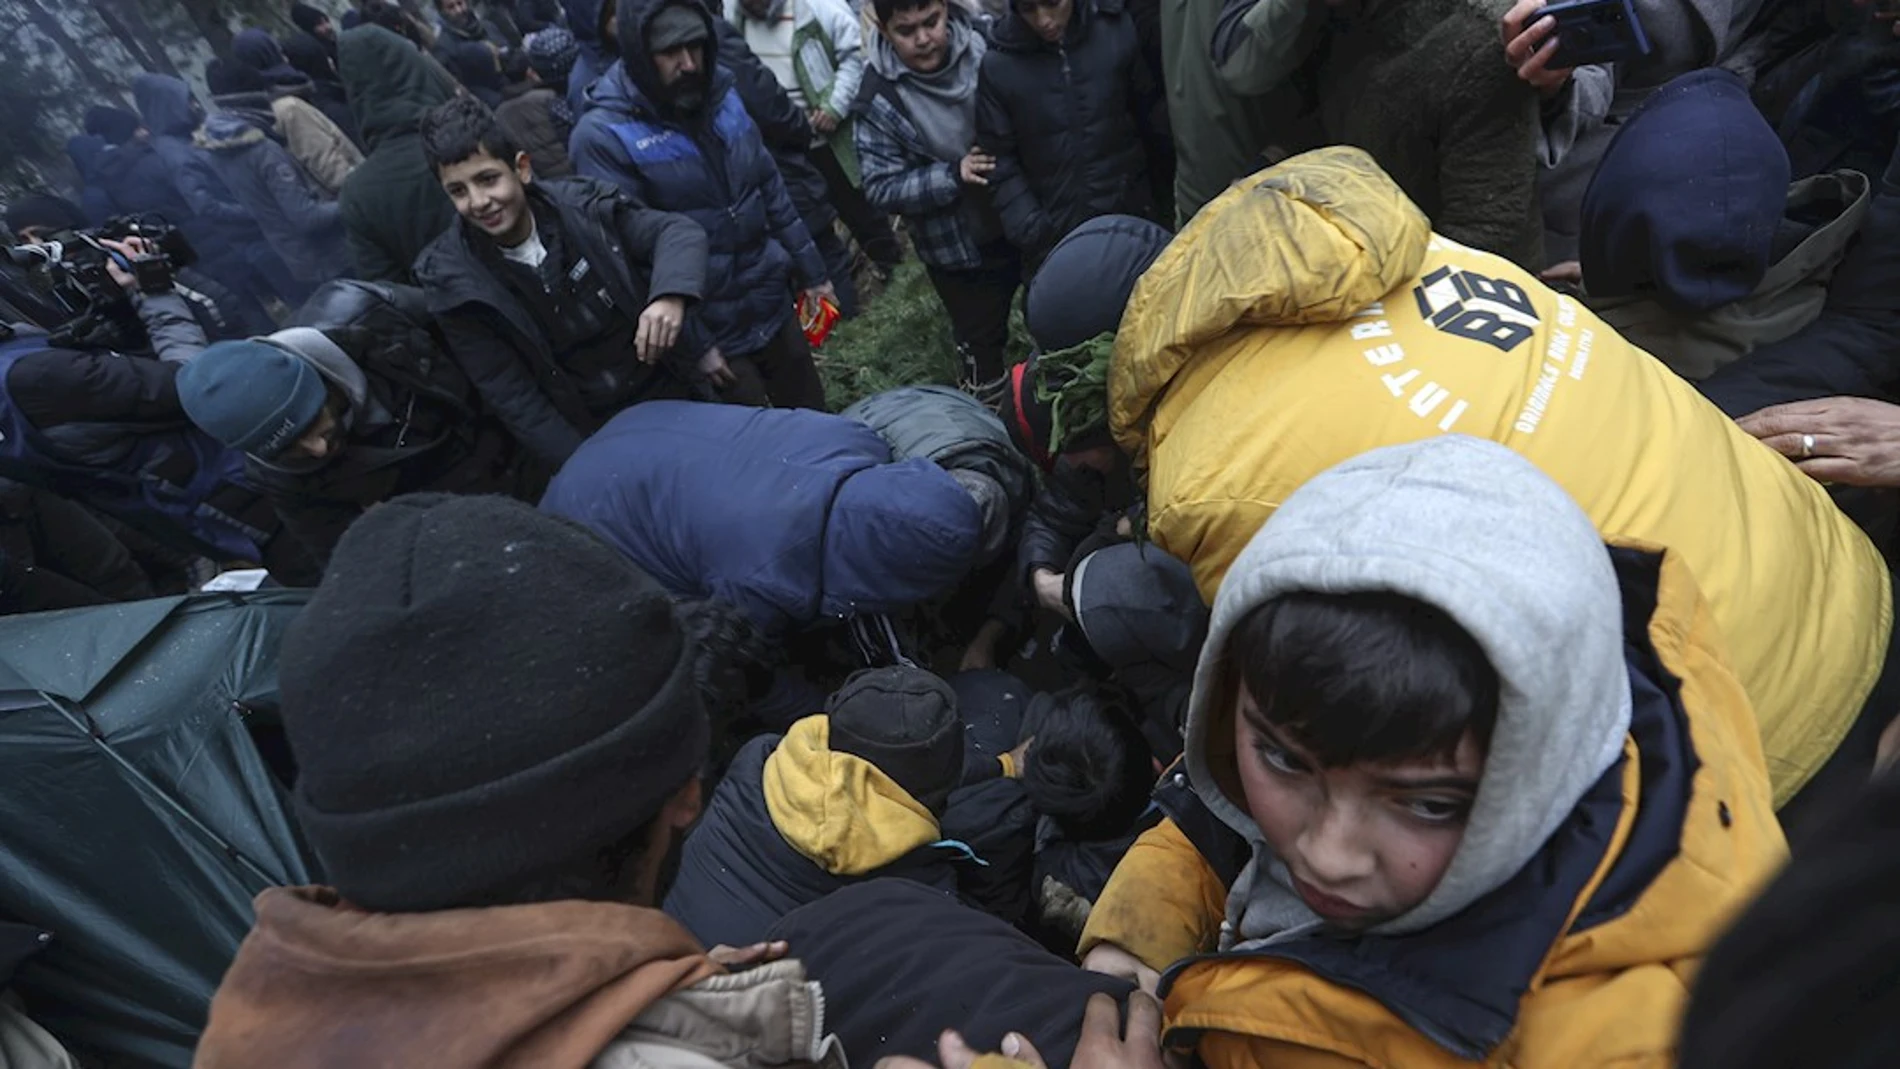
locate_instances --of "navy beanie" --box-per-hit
[1580,69,1791,313]
[826,667,964,816]
[1025,214,1173,352]
[177,339,328,458]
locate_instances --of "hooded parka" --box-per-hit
[1081,437,1788,1069]
[1107,146,1893,806]
[337,25,459,281]
[567,0,827,359]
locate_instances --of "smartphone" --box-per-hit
[1537,0,1652,69]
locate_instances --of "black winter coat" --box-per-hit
[414,177,709,468]
[767,879,1136,1066]
[663,734,964,949]
[976,0,1154,269]
[337,25,459,282]
[249,283,525,569]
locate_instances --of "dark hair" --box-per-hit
[1229,591,1500,768]
[1022,691,1155,842]
[872,0,943,27]
[420,94,523,173]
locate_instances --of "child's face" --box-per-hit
[437,149,534,246]
[1232,681,1482,930]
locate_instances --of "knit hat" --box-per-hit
[947,468,1009,564]
[524,26,580,81]
[177,339,329,459]
[279,494,710,912]
[1581,68,1791,313]
[646,3,710,51]
[825,667,964,815]
[290,2,331,35]
[1025,214,1171,352]
[83,105,141,146]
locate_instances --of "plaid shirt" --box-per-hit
[853,79,985,271]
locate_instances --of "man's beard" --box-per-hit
[665,70,711,114]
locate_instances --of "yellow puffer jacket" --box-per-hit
[1080,542,1789,1068]
[1109,146,1892,804]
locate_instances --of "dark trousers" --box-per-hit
[925,240,1022,384]
[722,313,829,410]
[812,143,902,270]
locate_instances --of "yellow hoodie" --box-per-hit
[762,715,944,876]
[1108,146,1892,804]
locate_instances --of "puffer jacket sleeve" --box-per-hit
[976,66,1054,258]
[614,198,709,303]
[570,113,648,203]
[276,97,363,195]
[133,290,210,364]
[9,349,183,429]
[1078,816,1226,969]
[746,120,829,287]
[1208,0,1325,96]
[856,105,963,215]
[438,312,587,466]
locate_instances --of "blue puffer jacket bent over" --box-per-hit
[539,400,984,639]
[568,0,827,359]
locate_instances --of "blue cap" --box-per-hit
[177,339,327,459]
[1581,69,1791,313]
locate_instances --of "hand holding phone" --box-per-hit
[1501,0,1650,95]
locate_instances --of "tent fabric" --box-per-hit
[0,592,317,1069]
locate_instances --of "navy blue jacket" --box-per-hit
[132,75,270,258]
[539,401,984,638]
[663,734,964,948]
[568,0,826,358]
[561,0,617,113]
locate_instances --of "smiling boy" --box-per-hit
[1079,436,1787,1068]
[414,94,709,469]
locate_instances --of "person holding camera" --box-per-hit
[1500,0,1753,271]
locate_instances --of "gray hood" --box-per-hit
[1184,436,1631,940]
[250,327,392,473]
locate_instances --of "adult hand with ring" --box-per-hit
[1737,398,1900,487]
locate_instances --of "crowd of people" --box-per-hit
[3,0,1900,1064]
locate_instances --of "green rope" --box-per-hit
[1035,332,1116,453]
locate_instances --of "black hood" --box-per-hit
[1025,213,1172,350]
[337,25,454,147]
[564,0,611,45]
[614,0,719,107]
[132,74,202,139]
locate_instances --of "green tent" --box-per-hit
[0,592,318,1068]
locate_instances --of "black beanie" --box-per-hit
[1025,214,1172,352]
[290,2,330,35]
[206,57,271,97]
[279,494,709,913]
[825,667,964,815]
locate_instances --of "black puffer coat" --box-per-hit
[975,0,1153,269]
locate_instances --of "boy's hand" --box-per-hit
[636,295,686,363]
[1082,943,1161,996]
[1499,0,1573,96]
[960,146,996,187]
[810,279,838,306]
[809,108,840,134]
[1031,568,1070,620]
[698,346,736,388]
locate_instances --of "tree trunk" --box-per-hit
[99,0,184,77]
[17,0,117,95]
[177,0,237,61]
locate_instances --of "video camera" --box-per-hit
[4,216,196,350]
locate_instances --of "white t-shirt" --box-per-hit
[499,221,548,269]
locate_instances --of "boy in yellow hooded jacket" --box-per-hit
[1078,436,1786,1068]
